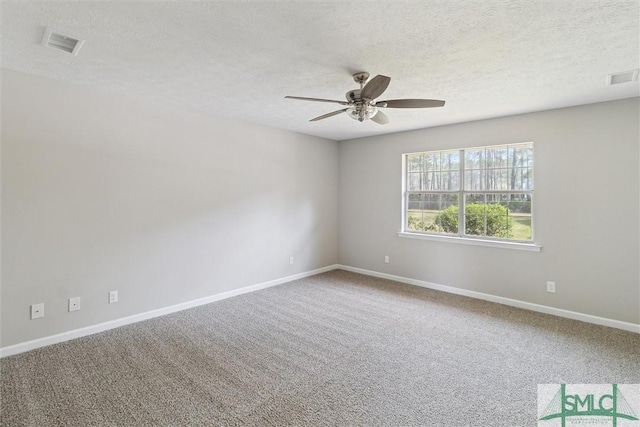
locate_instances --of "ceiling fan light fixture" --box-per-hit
[347,105,378,122]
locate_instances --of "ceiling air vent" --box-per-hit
[41,28,84,55]
[607,69,639,86]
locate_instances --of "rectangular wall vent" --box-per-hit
[607,69,639,86]
[41,28,84,56]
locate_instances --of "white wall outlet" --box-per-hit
[384,255,390,264]
[546,281,556,293]
[109,290,118,304]
[289,256,294,265]
[31,303,44,319]
[68,297,81,312]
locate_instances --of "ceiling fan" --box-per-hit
[285,72,445,124]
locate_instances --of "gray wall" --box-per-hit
[1,70,338,347]
[338,98,640,324]
[2,68,638,350]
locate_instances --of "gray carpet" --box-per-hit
[1,270,639,426]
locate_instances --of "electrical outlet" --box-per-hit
[31,303,44,319]
[69,297,81,312]
[384,255,390,264]
[109,290,118,304]
[546,281,556,293]
[289,256,294,265]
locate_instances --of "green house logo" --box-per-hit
[538,384,640,427]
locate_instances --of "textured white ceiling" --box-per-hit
[2,1,639,141]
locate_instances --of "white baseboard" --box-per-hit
[0,264,339,358]
[3,262,637,358]
[336,264,640,334]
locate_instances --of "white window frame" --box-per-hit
[399,143,541,252]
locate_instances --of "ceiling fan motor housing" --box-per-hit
[345,89,378,121]
[345,89,361,103]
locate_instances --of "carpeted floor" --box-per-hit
[1,270,639,426]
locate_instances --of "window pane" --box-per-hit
[465,213,485,236]
[464,193,532,240]
[408,172,421,191]
[486,147,508,169]
[440,151,460,171]
[442,171,460,191]
[510,166,533,191]
[512,214,532,241]
[423,171,441,190]
[426,153,440,172]
[408,193,427,210]
[407,193,435,232]
[487,168,509,190]
[506,193,532,240]
[432,193,459,233]
[464,194,484,236]
[485,193,510,238]
[508,145,534,190]
[465,149,484,170]
[465,193,485,205]
[407,154,423,173]
[407,193,458,234]
[465,169,485,190]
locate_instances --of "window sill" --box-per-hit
[397,232,542,252]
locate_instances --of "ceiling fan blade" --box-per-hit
[360,75,391,100]
[377,99,445,108]
[285,96,349,105]
[370,110,389,125]
[310,108,349,122]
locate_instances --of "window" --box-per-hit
[403,143,533,242]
